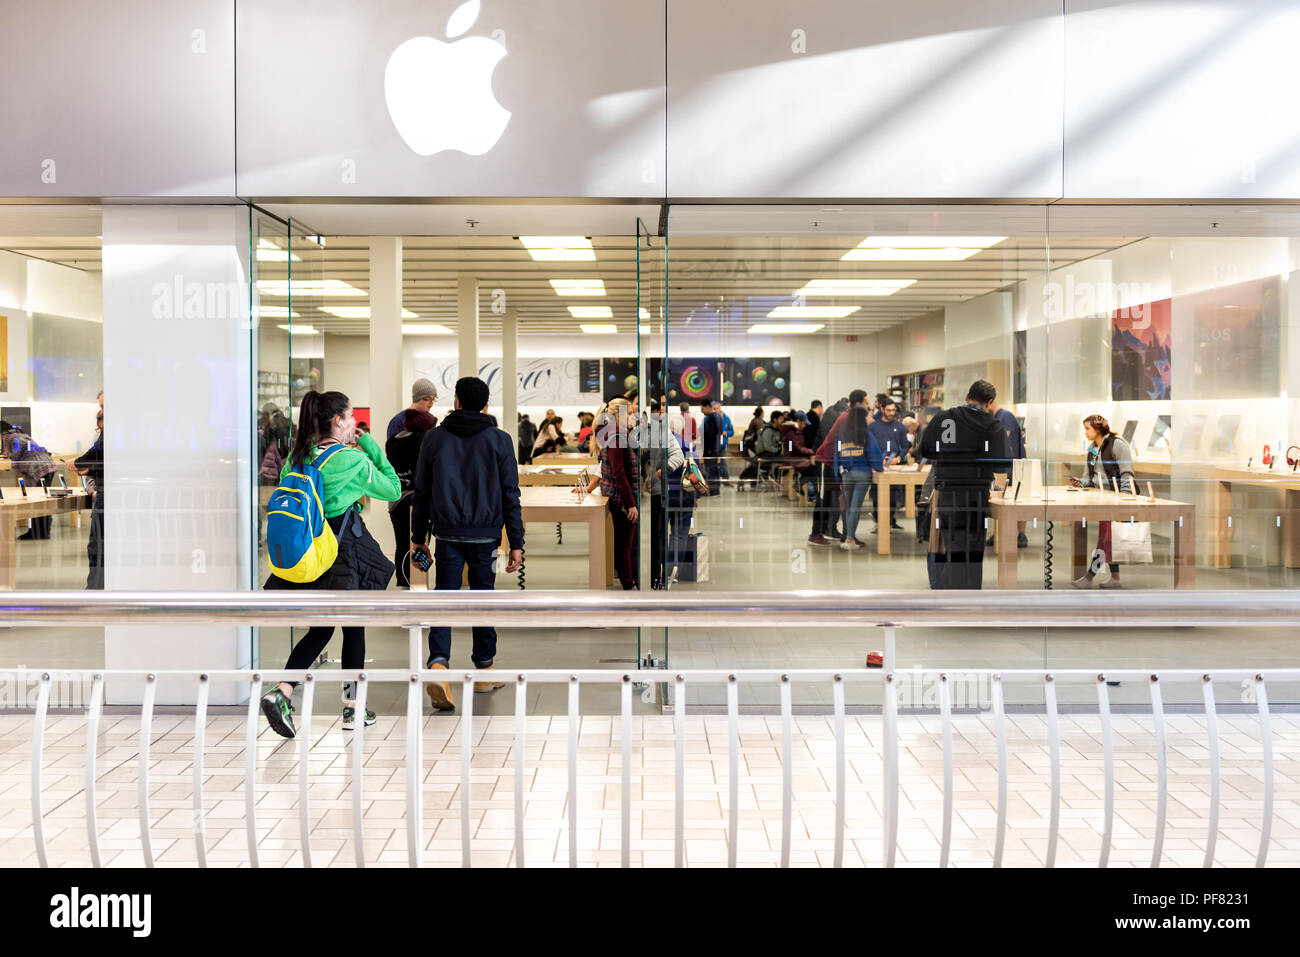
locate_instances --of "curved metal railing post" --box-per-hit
[407,672,424,869]
[1201,675,1220,869]
[85,673,104,868]
[1149,674,1168,869]
[779,674,793,869]
[1044,674,1061,869]
[31,672,51,868]
[1096,674,1115,869]
[245,674,262,868]
[298,673,316,869]
[1255,674,1274,868]
[938,673,953,869]
[350,672,368,868]
[192,674,209,868]
[991,674,1007,869]
[139,673,157,868]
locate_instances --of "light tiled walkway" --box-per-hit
[2,711,1297,867]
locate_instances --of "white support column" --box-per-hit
[502,306,517,436]
[370,238,403,425]
[100,206,253,706]
[458,275,479,382]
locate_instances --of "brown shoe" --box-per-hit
[426,662,455,711]
[475,664,506,694]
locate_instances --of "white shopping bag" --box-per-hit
[1110,520,1153,563]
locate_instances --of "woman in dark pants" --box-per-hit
[260,390,401,738]
[596,397,640,589]
[385,407,437,588]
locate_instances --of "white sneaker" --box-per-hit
[1071,574,1093,588]
[839,539,862,550]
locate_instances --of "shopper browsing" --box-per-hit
[834,406,885,548]
[260,390,401,738]
[411,376,524,712]
[1071,414,1136,589]
[1,420,59,539]
[919,380,1008,589]
[868,399,910,530]
[385,404,439,587]
[386,378,438,441]
[595,396,640,589]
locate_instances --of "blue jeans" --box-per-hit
[426,539,498,668]
[841,470,872,540]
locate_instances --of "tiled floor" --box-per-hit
[2,709,1297,867]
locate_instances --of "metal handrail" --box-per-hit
[19,666,1289,870]
[2,588,1299,627]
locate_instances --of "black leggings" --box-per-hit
[284,626,366,695]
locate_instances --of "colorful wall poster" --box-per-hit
[1111,298,1171,401]
[666,358,724,405]
[725,357,791,406]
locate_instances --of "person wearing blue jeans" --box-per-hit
[410,376,524,712]
[425,538,501,667]
[833,405,884,550]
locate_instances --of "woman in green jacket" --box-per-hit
[261,390,401,738]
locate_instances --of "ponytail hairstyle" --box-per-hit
[290,390,350,466]
[1082,414,1111,438]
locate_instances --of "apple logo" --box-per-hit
[384,0,511,157]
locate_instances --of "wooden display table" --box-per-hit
[1194,466,1300,569]
[0,488,90,589]
[531,452,596,466]
[518,464,592,487]
[975,486,1196,589]
[874,464,929,555]
[518,486,614,589]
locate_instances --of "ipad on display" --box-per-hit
[1181,414,1208,452]
[1210,414,1241,456]
[1148,414,1172,451]
[1121,420,1138,444]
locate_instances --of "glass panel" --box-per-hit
[659,206,1055,707]
[0,205,104,690]
[1044,206,1300,706]
[636,217,667,679]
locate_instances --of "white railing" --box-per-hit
[9,589,1299,868]
[19,665,1293,869]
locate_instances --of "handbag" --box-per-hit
[684,458,710,495]
[1110,520,1153,563]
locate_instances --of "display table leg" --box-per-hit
[590,512,610,589]
[1212,480,1232,568]
[904,480,916,519]
[1174,513,1196,589]
[0,516,16,590]
[1284,490,1300,569]
[997,514,1017,590]
[1072,521,1088,580]
[877,476,890,556]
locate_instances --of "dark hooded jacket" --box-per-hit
[919,403,1009,489]
[411,409,524,549]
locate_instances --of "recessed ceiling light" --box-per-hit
[318,306,420,319]
[256,279,366,297]
[276,324,320,335]
[569,305,613,318]
[401,323,454,335]
[550,278,606,296]
[794,279,916,296]
[748,323,825,334]
[842,236,1005,262]
[638,324,655,334]
[767,305,860,319]
[639,307,651,319]
[520,236,595,261]
[580,323,619,334]
[258,306,300,319]
[256,238,301,262]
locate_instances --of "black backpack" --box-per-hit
[386,429,423,494]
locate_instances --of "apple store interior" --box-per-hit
[2,202,1299,711]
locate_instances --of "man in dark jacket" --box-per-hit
[411,376,524,711]
[809,393,855,545]
[920,380,1008,589]
[701,402,725,495]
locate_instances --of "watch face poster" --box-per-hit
[726,357,790,406]
[666,358,723,405]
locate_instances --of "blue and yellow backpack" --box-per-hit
[266,444,348,582]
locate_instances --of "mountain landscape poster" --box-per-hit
[1111,298,1171,401]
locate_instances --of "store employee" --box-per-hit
[869,399,909,465]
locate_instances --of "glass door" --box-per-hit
[636,216,668,683]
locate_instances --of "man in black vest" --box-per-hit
[920,380,1008,589]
